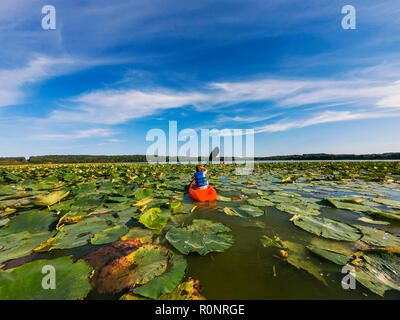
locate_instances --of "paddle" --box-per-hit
[186,147,220,190]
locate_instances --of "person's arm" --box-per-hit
[203,169,208,176]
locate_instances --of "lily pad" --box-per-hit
[306,246,350,265]
[0,256,93,299]
[166,219,234,255]
[355,251,400,297]
[238,205,264,217]
[33,191,70,207]
[354,224,400,248]
[139,208,168,231]
[247,198,273,207]
[91,225,129,245]
[133,253,187,299]
[292,216,362,241]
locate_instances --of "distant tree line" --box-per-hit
[253,153,400,161]
[0,153,400,165]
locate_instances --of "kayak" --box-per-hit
[189,182,217,202]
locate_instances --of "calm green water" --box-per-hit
[184,196,400,300]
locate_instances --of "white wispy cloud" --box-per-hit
[0,56,76,107]
[50,89,209,124]
[254,110,400,133]
[32,128,116,140]
[47,64,400,130]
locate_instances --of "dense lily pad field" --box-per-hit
[0,162,400,300]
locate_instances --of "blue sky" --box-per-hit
[1,0,400,157]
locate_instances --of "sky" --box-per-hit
[1,0,400,158]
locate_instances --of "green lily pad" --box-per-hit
[223,207,244,217]
[247,198,274,207]
[373,198,400,209]
[33,191,70,207]
[91,225,129,245]
[306,246,350,265]
[355,224,400,248]
[238,205,264,217]
[121,227,153,243]
[355,251,400,297]
[276,203,320,216]
[292,216,362,241]
[0,210,58,236]
[133,245,169,284]
[43,217,112,250]
[139,208,168,231]
[166,219,234,255]
[133,253,187,299]
[134,188,153,200]
[0,231,52,264]
[0,256,93,299]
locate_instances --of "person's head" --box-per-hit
[196,165,205,172]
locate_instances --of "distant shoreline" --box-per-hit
[1,153,400,165]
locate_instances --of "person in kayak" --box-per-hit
[192,165,208,190]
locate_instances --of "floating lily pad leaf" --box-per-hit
[247,198,273,207]
[33,191,70,207]
[357,216,390,225]
[354,224,400,248]
[72,194,104,210]
[45,217,112,250]
[95,244,168,293]
[355,251,400,297]
[0,231,52,264]
[133,253,187,299]
[106,196,129,203]
[274,191,299,197]
[238,205,264,217]
[373,198,400,209]
[371,210,400,221]
[146,199,169,209]
[325,198,377,213]
[139,208,168,231]
[276,203,319,216]
[306,246,350,265]
[0,210,58,236]
[134,188,153,200]
[241,188,259,195]
[0,218,9,227]
[217,195,231,202]
[133,245,169,285]
[260,235,284,249]
[91,225,129,245]
[133,198,154,207]
[166,219,234,255]
[0,256,93,300]
[292,216,362,241]
[169,201,182,213]
[121,227,153,243]
[280,240,328,286]
[309,237,359,257]
[223,207,244,217]
[63,173,79,182]
[122,277,205,300]
[156,183,170,191]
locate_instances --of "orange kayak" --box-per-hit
[189,182,217,202]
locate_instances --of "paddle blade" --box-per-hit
[209,147,220,162]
